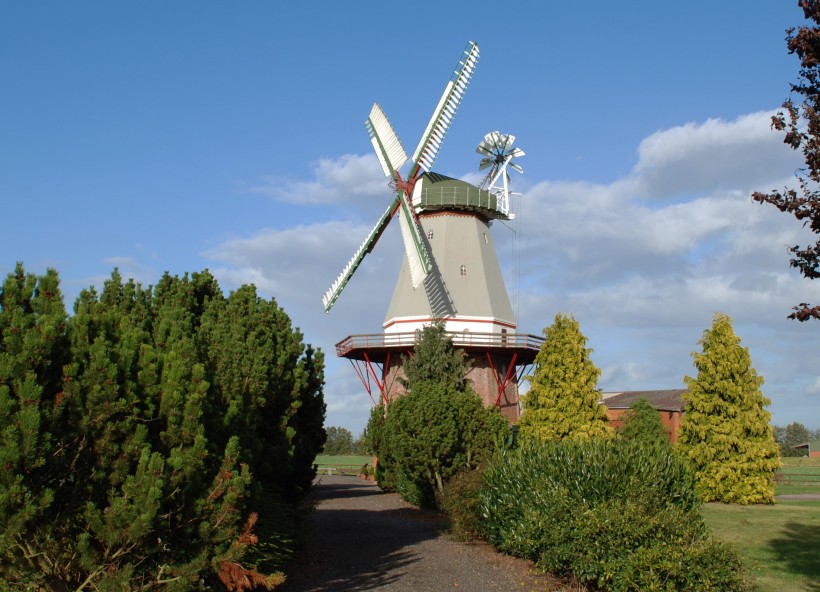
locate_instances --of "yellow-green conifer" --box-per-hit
[677,313,780,504]
[519,313,612,443]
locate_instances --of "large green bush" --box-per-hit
[0,265,326,590]
[377,382,507,507]
[479,439,747,591]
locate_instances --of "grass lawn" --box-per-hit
[314,455,372,474]
[702,499,820,591]
[776,457,820,496]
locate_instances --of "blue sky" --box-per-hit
[2,1,819,435]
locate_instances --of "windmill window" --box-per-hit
[483,233,488,244]
[427,229,434,240]
[460,265,467,276]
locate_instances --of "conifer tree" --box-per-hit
[376,320,506,505]
[518,313,612,443]
[400,319,471,390]
[0,264,70,577]
[677,313,781,504]
[2,267,324,589]
[617,397,670,446]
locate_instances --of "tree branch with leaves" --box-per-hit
[753,0,820,321]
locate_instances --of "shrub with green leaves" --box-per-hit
[437,464,487,541]
[383,382,507,507]
[365,322,509,508]
[479,439,747,591]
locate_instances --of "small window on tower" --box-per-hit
[460,265,467,276]
[427,229,434,240]
[483,232,488,244]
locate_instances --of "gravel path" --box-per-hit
[279,475,556,592]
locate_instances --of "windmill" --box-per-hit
[325,42,542,420]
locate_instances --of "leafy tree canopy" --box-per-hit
[774,421,814,456]
[752,0,820,321]
[323,426,355,455]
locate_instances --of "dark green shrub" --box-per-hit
[479,438,747,590]
[378,383,507,507]
[616,396,671,445]
[437,465,487,541]
[0,267,326,589]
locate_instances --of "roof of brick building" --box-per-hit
[600,389,686,412]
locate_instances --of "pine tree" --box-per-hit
[0,264,70,577]
[518,313,612,443]
[401,319,471,390]
[677,313,781,504]
[2,267,325,588]
[617,397,670,446]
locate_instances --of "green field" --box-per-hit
[314,455,372,475]
[776,457,820,495]
[702,499,820,591]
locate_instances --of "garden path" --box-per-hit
[279,475,556,592]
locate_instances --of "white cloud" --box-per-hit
[632,111,802,199]
[247,154,388,206]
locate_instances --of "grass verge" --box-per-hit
[701,499,820,592]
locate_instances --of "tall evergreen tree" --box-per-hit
[677,313,781,504]
[518,313,612,443]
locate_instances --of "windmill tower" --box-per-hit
[323,42,542,420]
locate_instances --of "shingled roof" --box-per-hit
[600,389,686,412]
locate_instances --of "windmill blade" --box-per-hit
[396,192,432,287]
[322,195,401,312]
[365,103,408,178]
[510,161,524,174]
[479,158,495,171]
[410,41,480,177]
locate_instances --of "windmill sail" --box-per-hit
[322,41,479,313]
[410,41,480,177]
[396,193,432,288]
[322,196,400,312]
[366,103,408,178]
